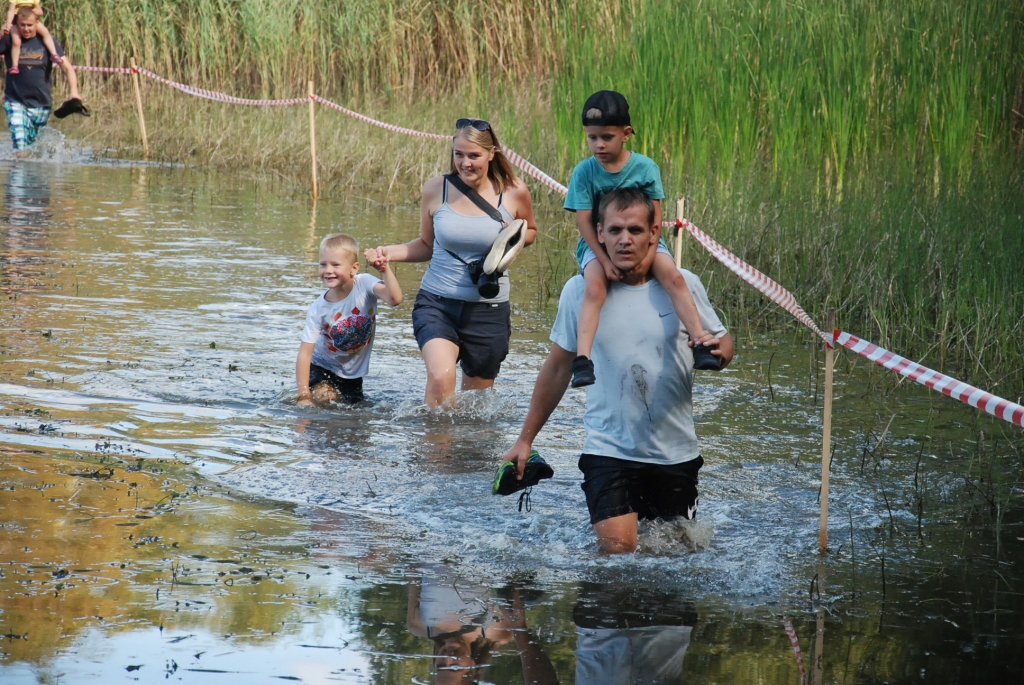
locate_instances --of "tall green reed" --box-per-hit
[42,0,1024,394]
[555,0,1021,192]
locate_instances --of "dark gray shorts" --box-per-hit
[579,454,703,525]
[411,290,510,380]
[309,364,365,404]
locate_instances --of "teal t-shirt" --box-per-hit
[564,152,666,263]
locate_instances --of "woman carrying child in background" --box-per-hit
[2,1,61,74]
[372,118,538,408]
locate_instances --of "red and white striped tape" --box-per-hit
[75,65,133,74]
[313,95,569,195]
[312,95,449,140]
[677,219,833,346]
[501,146,568,195]
[783,619,808,685]
[835,331,1024,427]
[136,67,309,106]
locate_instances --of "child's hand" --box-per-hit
[601,258,623,283]
[364,247,389,272]
[1,22,11,37]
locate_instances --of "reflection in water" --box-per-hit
[407,571,514,684]
[2,164,53,297]
[1,161,1023,683]
[573,582,697,685]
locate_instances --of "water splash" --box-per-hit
[0,127,94,163]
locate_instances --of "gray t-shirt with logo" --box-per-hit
[549,270,726,465]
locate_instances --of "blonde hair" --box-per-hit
[319,233,358,261]
[449,122,518,194]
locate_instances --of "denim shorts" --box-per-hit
[411,289,511,380]
[579,454,703,525]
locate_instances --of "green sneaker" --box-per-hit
[492,450,554,496]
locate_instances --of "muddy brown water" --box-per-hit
[1,157,1023,684]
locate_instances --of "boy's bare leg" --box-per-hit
[572,260,608,387]
[578,260,609,359]
[651,252,711,344]
[311,383,340,404]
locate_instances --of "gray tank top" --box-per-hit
[419,178,514,302]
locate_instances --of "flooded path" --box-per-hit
[2,159,1023,683]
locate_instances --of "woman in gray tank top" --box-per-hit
[372,119,538,407]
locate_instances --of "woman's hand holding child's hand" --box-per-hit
[364,247,389,272]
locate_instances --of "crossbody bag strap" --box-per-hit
[444,173,506,225]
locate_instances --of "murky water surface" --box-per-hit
[2,159,1023,683]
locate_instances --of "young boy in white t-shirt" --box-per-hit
[296,233,403,405]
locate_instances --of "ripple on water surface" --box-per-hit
[3,160,1023,683]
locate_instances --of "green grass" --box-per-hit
[36,0,1024,395]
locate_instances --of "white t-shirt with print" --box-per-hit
[301,273,382,379]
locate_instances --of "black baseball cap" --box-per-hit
[581,90,631,127]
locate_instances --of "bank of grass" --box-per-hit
[49,1,1023,187]
[35,0,1024,395]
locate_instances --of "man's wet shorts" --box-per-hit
[4,100,50,150]
[579,454,704,524]
[411,289,510,380]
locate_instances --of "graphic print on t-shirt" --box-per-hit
[323,306,374,354]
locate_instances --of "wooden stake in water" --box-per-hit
[674,198,685,268]
[819,308,836,554]
[811,560,827,685]
[308,81,319,200]
[130,57,149,158]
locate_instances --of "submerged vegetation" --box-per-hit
[38,1,1024,393]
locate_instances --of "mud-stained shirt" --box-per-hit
[301,273,382,379]
[550,270,726,465]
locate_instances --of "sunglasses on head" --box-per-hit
[455,118,492,132]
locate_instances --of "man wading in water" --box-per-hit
[0,5,81,156]
[500,187,733,553]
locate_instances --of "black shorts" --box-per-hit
[411,290,511,380]
[578,454,704,525]
[309,364,365,404]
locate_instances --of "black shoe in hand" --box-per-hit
[692,344,721,371]
[571,355,596,387]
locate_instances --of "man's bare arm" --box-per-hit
[501,343,575,477]
[58,55,80,100]
[707,332,734,369]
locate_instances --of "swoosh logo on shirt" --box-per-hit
[658,310,673,318]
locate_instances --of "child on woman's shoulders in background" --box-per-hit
[296,233,402,406]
